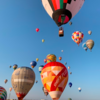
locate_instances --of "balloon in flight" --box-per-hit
[13,64,18,70]
[88,31,92,35]
[44,59,47,63]
[71,31,84,46]
[30,61,37,68]
[82,42,88,51]
[36,28,39,32]
[59,57,62,61]
[39,65,44,73]
[11,67,35,100]
[41,62,68,100]
[46,54,56,63]
[78,87,82,92]
[36,58,39,62]
[69,82,72,88]
[4,79,8,83]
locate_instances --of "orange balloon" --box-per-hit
[59,57,62,61]
[41,62,68,100]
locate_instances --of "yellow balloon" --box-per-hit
[36,58,39,62]
[42,39,45,42]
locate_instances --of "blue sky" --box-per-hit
[0,0,100,100]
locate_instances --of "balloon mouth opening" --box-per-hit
[31,66,35,68]
[52,98,59,100]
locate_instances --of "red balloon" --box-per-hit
[44,59,47,63]
[36,28,39,32]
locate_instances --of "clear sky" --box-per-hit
[0,0,100,100]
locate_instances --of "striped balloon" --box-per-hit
[71,31,84,45]
[0,86,7,100]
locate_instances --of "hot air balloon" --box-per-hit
[64,62,67,65]
[82,42,88,51]
[70,72,72,75]
[13,64,18,70]
[39,65,44,73]
[71,31,84,46]
[46,54,56,63]
[69,82,72,88]
[36,28,39,32]
[0,86,7,100]
[78,87,81,92]
[68,98,72,100]
[42,87,48,96]
[42,39,45,43]
[4,79,8,84]
[88,31,92,35]
[68,66,70,70]
[44,59,47,63]
[30,61,37,68]
[59,27,64,37]
[41,62,68,100]
[9,87,12,100]
[36,80,38,83]
[36,58,39,62]
[69,22,72,25]
[59,57,62,61]
[61,50,63,52]
[9,65,12,68]
[41,0,84,36]
[11,67,35,100]
[86,39,94,51]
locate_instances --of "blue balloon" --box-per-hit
[79,90,81,92]
[69,82,72,87]
[30,61,37,67]
[82,43,88,51]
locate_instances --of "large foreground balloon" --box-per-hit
[41,62,68,100]
[41,0,84,27]
[46,54,56,63]
[72,31,84,45]
[11,67,35,100]
[86,39,94,51]
[0,86,7,100]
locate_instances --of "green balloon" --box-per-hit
[68,98,72,100]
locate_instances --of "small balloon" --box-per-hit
[42,39,45,42]
[36,28,39,32]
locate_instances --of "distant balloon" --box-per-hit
[9,65,12,68]
[78,87,82,92]
[82,42,88,51]
[39,65,44,73]
[42,87,48,96]
[68,98,72,100]
[59,57,62,61]
[61,50,63,52]
[69,22,72,25]
[68,66,70,70]
[13,64,18,70]
[64,62,67,65]
[36,80,38,83]
[36,58,39,62]
[44,59,47,63]
[86,39,94,51]
[30,61,37,68]
[0,86,7,100]
[71,31,84,46]
[88,31,92,35]
[70,72,72,75]
[9,87,12,92]
[4,79,8,83]
[46,54,56,63]
[36,28,39,32]
[69,82,72,88]
[11,67,35,100]
[42,39,45,43]
[41,62,68,100]
[59,27,64,37]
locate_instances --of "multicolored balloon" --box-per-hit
[41,62,68,100]
[86,39,94,51]
[13,64,18,70]
[82,42,88,51]
[71,31,84,45]
[69,82,72,88]
[46,54,56,63]
[78,87,81,92]
[39,65,44,73]
[0,86,7,100]
[11,67,35,100]
[30,61,37,68]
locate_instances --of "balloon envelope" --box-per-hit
[39,65,44,73]
[30,61,37,68]
[86,39,94,50]
[46,54,56,63]
[41,0,84,27]
[0,86,7,100]
[13,64,18,70]
[69,82,72,87]
[41,62,68,100]
[36,28,39,32]
[82,43,88,51]
[11,67,35,100]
